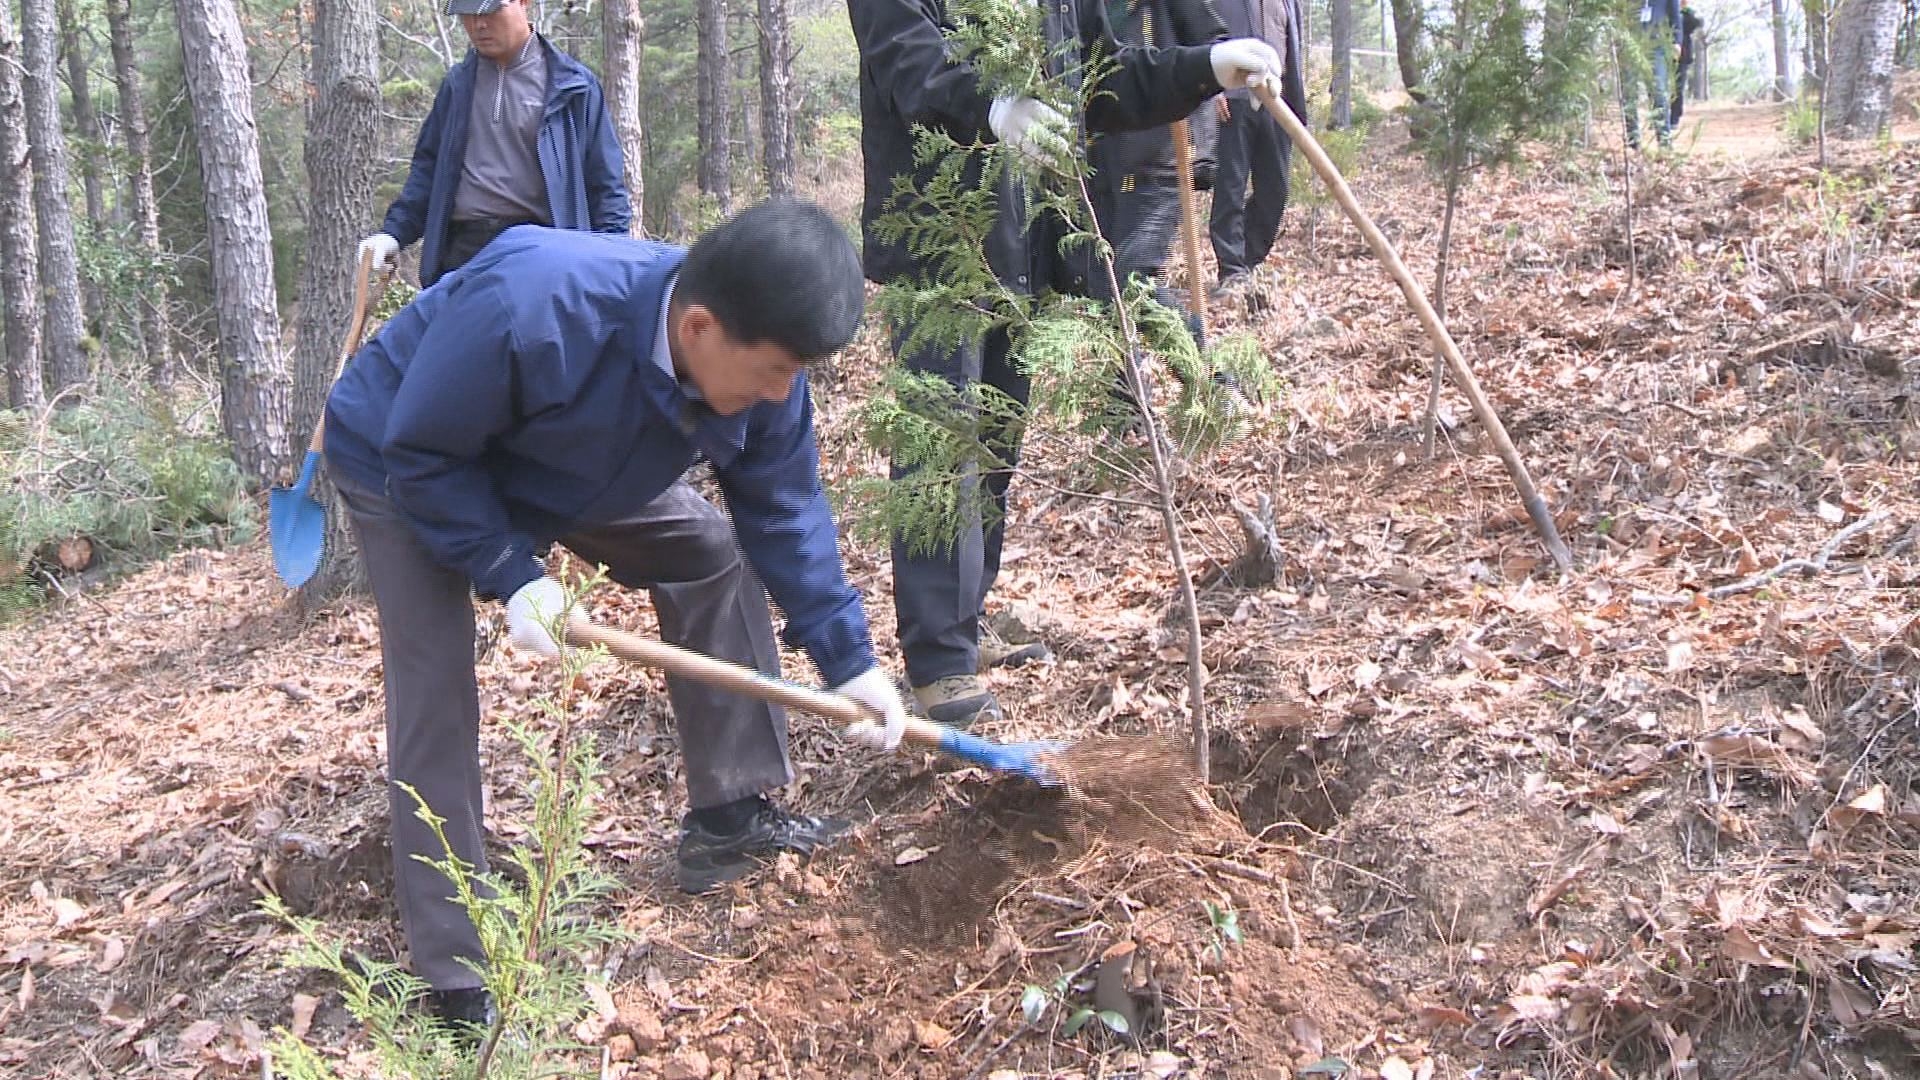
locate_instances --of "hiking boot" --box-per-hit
[978,622,1049,671]
[430,987,496,1040]
[912,674,1004,729]
[1209,270,1251,301]
[676,801,848,895]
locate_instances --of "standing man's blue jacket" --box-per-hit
[380,36,632,289]
[323,228,876,687]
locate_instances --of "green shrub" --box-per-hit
[0,386,255,616]
[1783,93,1821,147]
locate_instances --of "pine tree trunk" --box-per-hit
[602,0,646,232]
[21,0,90,395]
[295,0,381,600]
[0,0,45,412]
[176,0,291,484]
[1330,0,1353,128]
[1827,0,1899,136]
[58,0,108,357]
[106,0,174,387]
[696,0,732,210]
[1772,0,1792,99]
[757,0,795,196]
[1387,0,1425,99]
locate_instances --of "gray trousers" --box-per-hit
[338,475,792,989]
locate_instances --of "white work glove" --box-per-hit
[358,231,399,269]
[505,577,573,659]
[835,667,910,751]
[1210,38,1284,93]
[988,96,1071,167]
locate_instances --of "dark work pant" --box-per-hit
[1209,96,1293,279]
[889,324,1030,688]
[1669,59,1692,127]
[338,475,791,989]
[1089,180,1203,345]
[442,216,540,275]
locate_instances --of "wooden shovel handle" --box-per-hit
[306,247,386,455]
[565,619,950,750]
[1170,117,1209,337]
[1250,81,1573,573]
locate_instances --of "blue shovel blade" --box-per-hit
[269,451,325,587]
[933,727,1069,786]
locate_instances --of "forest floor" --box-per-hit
[3,99,1920,1080]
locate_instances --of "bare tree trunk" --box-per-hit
[1387,0,1425,99]
[0,0,45,411]
[1806,0,1831,89]
[602,0,646,233]
[1773,0,1793,99]
[295,0,381,599]
[21,0,90,394]
[58,0,108,358]
[696,0,732,210]
[176,0,291,483]
[1420,168,1459,460]
[1693,35,1710,98]
[757,0,795,196]
[106,0,174,387]
[1827,0,1900,136]
[1330,0,1353,128]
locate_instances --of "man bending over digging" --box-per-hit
[323,198,911,1030]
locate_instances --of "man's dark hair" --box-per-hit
[677,197,865,362]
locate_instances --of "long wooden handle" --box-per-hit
[1250,82,1573,573]
[565,619,950,749]
[1170,118,1209,337]
[307,248,384,455]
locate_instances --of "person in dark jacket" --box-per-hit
[1668,3,1703,128]
[1208,0,1307,294]
[357,0,631,288]
[849,0,1281,727]
[325,200,908,1030]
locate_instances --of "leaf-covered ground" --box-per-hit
[3,99,1919,1079]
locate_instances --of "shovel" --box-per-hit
[567,619,1065,785]
[271,249,384,588]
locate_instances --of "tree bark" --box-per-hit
[58,0,108,355]
[696,0,732,210]
[602,0,646,233]
[1827,0,1900,136]
[757,0,795,196]
[176,0,291,483]
[1330,0,1353,128]
[21,0,90,394]
[106,0,174,386]
[1387,0,1425,99]
[1772,0,1792,99]
[295,0,381,599]
[0,0,45,411]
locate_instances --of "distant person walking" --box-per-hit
[1668,3,1703,129]
[1622,0,1681,150]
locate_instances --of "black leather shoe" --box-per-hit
[430,986,496,1039]
[676,802,848,895]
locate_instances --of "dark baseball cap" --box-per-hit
[445,0,506,14]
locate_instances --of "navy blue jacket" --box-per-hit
[324,228,876,686]
[380,35,632,288]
